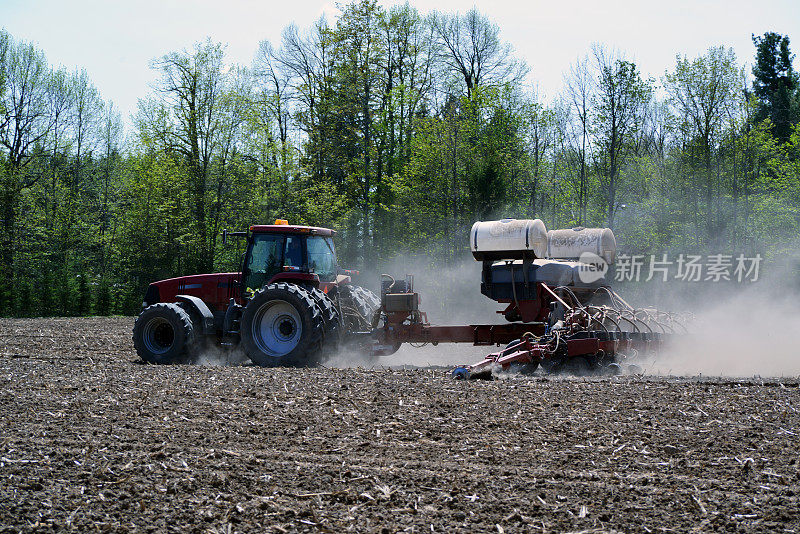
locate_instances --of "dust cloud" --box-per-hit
[649,288,800,378]
[363,250,800,378]
[346,252,501,368]
[366,252,499,325]
[195,346,249,367]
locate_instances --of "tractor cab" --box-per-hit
[241,221,340,294]
[135,219,380,367]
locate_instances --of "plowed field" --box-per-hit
[1,317,798,533]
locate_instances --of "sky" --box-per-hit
[2,0,798,126]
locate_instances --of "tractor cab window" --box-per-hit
[284,236,304,269]
[307,236,337,283]
[244,234,283,290]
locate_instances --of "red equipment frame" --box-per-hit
[373,281,662,377]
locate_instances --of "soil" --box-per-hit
[1,316,798,533]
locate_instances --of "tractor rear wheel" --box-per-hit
[308,287,341,356]
[133,303,195,364]
[240,283,324,367]
[340,285,380,332]
[353,286,380,311]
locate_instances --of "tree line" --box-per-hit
[1,0,799,316]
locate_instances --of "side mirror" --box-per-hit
[221,229,248,246]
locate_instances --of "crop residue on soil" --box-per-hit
[0,317,799,533]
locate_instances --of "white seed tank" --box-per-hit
[470,218,548,260]
[546,227,617,265]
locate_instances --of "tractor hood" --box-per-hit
[145,273,240,312]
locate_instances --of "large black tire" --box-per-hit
[308,287,342,357]
[340,285,380,332]
[133,303,195,364]
[180,305,212,365]
[353,286,380,311]
[240,283,324,367]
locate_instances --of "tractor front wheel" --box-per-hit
[240,283,324,367]
[133,303,195,364]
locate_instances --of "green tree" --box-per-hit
[520,93,554,220]
[564,55,593,225]
[274,20,333,181]
[664,47,741,244]
[752,32,799,143]
[138,39,228,273]
[592,49,652,228]
[329,0,385,261]
[0,33,55,311]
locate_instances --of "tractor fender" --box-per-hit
[267,272,320,288]
[175,295,216,335]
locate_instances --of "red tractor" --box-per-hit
[132,220,379,366]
